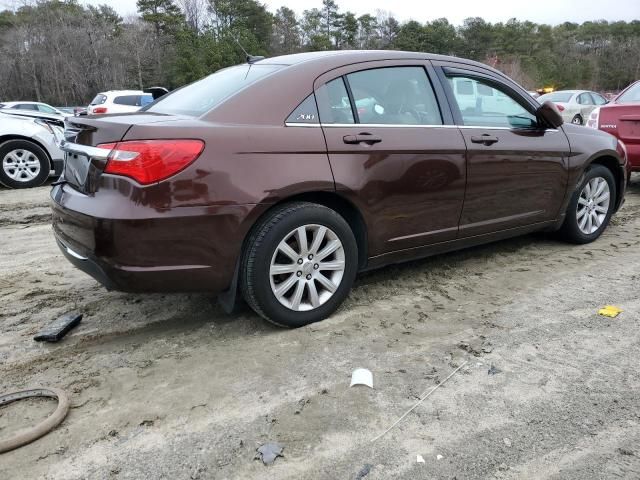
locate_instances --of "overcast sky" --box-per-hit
[69,0,639,25]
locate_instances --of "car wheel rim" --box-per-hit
[576,176,610,234]
[2,149,41,182]
[269,224,345,312]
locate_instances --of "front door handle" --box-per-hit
[470,134,499,146]
[343,133,382,145]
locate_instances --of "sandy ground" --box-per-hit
[1,177,639,480]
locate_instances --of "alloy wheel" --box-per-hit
[2,149,41,182]
[269,224,345,311]
[576,176,610,234]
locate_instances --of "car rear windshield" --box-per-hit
[538,92,573,103]
[90,94,107,105]
[144,64,283,116]
[616,82,640,104]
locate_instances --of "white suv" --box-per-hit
[87,90,154,115]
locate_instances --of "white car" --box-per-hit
[537,90,608,125]
[0,111,64,188]
[87,90,154,115]
[0,101,67,117]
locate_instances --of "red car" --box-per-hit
[587,80,640,171]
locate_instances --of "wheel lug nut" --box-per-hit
[297,258,303,264]
[297,271,302,277]
[314,264,319,269]
[308,254,313,260]
[306,274,312,280]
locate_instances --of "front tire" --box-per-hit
[559,164,616,244]
[0,140,50,189]
[241,202,358,327]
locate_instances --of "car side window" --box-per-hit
[345,67,442,125]
[592,93,607,105]
[447,75,537,129]
[577,93,592,105]
[114,95,147,106]
[15,104,38,111]
[316,77,355,124]
[38,104,56,113]
[286,94,319,124]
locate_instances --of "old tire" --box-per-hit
[559,164,616,244]
[0,140,50,189]
[241,202,358,328]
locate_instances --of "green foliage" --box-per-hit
[0,0,638,104]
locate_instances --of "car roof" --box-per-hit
[543,90,590,95]
[97,90,149,95]
[1,101,51,106]
[258,49,504,75]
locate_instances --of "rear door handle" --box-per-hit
[470,134,499,146]
[343,133,382,145]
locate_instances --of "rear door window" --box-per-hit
[15,104,38,111]
[345,67,442,125]
[316,77,355,124]
[114,95,142,106]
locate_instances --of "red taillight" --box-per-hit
[98,139,204,185]
[93,107,108,114]
[555,103,565,112]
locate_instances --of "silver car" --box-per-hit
[537,90,608,125]
[0,111,64,188]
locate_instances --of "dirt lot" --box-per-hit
[1,178,640,479]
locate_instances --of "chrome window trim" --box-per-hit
[285,122,558,132]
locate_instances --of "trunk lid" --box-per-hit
[61,113,180,193]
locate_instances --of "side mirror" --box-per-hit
[537,100,564,128]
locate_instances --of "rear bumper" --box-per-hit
[51,182,260,293]
[55,237,118,290]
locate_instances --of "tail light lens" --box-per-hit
[555,104,565,111]
[586,107,600,129]
[98,139,204,184]
[92,107,108,114]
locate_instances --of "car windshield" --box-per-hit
[144,64,283,116]
[616,82,640,104]
[538,92,573,103]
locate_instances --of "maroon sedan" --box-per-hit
[587,80,640,172]
[52,51,628,327]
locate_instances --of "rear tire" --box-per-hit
[559,164,616,244]
[571,114,583,125]
[0,140,50,189]
[241,202,358,328]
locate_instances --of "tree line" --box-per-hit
[0,0,639,106]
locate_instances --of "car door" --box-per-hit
[434,64,570,237]
[311,61,467,256]
[577,92,596,121]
